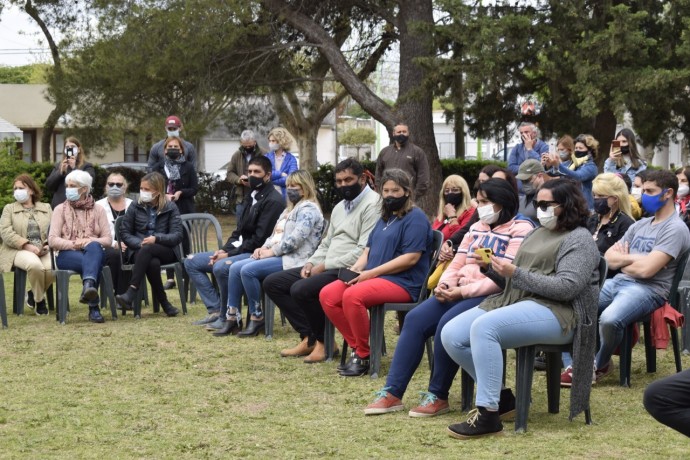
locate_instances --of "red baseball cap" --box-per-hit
[165,116,182,129]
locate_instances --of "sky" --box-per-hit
[0,5,54,67]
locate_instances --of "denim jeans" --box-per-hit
[384,295,485,401]
[594,276,664,369]
[227,256,284,317]
[183,251,251,314]
[441,301,573,410]
[55,242,106,285]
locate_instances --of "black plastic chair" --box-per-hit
[180,213,223,304]
[12,267,55,315]
[618,250,689,386]
[0,273,7,328]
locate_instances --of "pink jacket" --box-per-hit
[438,217,534,299]
[48,203,112,251]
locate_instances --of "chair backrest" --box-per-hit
[113,216,129,266]
[669,250,690,309]
[180,213,223,256]
[415,230,445,302]
[597,256,607,289]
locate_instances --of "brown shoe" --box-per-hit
[280,337,315,358]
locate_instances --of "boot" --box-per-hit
[88,306,105,323]
[280,337,314,357]
[80,279,98,304]
[447,407,503,439]
[498,388,516,421]
[36,299,48,316]
[304,341,339,364]
[161,301,180,317]
[116,286,137,312]
[213,315,242,336]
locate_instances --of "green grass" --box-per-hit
[0,215,688,458]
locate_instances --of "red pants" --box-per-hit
[320,278,411,358]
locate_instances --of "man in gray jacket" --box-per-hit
[225,130,265,217]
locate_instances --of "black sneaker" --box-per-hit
[88,307,105,324]
[26,290,35,309]
[447,407,503,439]
[163,279,176,290]
[534,352,547,371]
[498,388,516,421]
[36,299,48,316]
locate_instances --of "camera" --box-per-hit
[65,146,77,158]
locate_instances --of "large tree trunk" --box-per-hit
[591,109,617,170]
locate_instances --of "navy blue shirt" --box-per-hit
[366,206,433,300]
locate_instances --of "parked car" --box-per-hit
[100,162,148,172]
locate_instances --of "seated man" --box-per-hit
[263,158,380,363]
[643,369,690,437]
[185,156,285,333]
[594,169,690,381]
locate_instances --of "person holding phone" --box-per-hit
[543,134,599,209]
[225,130,265,217]
[604,128,647,183]
[364,179,534,416]
[320,169,433,377]
[45,137,96,209]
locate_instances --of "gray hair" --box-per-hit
[240,130,255,142]
[65,170,93,193]
[518,121,540,138]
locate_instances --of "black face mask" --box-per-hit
[444,192,463,207]
[620,145,630,155]
[574,150,589,158]
[338,181,363,200]
[593,198,611,216]
[166,148,181,160]
[384,195,408,213]
[248,175,265,190]
[242,146,255,155]
[393,134,408,145]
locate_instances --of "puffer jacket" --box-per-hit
[119,201,183,261]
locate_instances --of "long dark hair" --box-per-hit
[539,179,589,231]
[615,128,644,169]
[477,179,519,226]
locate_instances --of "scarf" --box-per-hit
[62,195,96,241]
[164,157,184,181]
[569,153,590,170]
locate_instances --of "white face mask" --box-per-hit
[269,142,281,152]
[14,189,30,203]
[630,186,642,201]
[678,185,689,199]
[477,203,499,225]
[537,206,559,230]
[166,129,180,138]
[140,191,154,203]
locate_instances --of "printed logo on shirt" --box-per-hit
[629,236,656,254]
[467,233,509,258]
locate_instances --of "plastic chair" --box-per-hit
[180,213,223,304]
[0,273,7,328]
[12,267,55,315]
[618,250,689,386]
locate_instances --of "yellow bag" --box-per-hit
[427,261,450,291]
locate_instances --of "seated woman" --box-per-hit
[115,172,183,317]
[441,179,600,438]
[219,170,325,340]
[0,174,54,315]
[544,134,598,209]
[364,179,534,416]
[320,169,433,377]
[96,172,133,296]
[48,170,112,323]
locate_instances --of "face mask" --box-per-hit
[393,134,408,145]
[338,182,363,201]
[593,198,611,216]
[14,189,30,203]
[630,186,642,201]
[537,206,558,230]
[477,203,499,225]
[620,145,630,155]
[140,191,154,203]
[286,189,302,204]
[107,186,124,198]
[166,129,180,138]
[269,142,280,152]
[558,150,570,161]
[166,148,181,160]
[248,175,264,190]
[678,185,689,199]
[243,146,255,154]
[574,150,589,158]
[66,187,81,202]
[444,192,463,207]
[384,195,408,213]
[641,190,668,215]
[522,182,536,195]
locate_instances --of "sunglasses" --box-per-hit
[107,182,124,188]
[532,200,560,211]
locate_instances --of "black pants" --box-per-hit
[104,246,127,295]
[130,244,177,305]
[643,369,690,437]
[263,267,339,344]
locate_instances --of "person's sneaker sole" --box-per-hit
[409,406,450,418]
[446,427,504,439]
[364,404,404,415]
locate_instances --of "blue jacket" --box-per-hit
[507,140,550,175]
[557,157,598,210]
[266,151,299,198]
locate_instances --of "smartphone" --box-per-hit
[65,146,77,158]
[612,140,621,148]
[338,268,359,283]
[474,247,493,264]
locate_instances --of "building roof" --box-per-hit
[0,116,22,138]
[0,84,55,129]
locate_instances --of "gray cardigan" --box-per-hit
[510,226,600,420]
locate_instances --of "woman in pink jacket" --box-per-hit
[364,178,534,417]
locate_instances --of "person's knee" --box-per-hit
[212,261,229,280]
[643,380,666,415]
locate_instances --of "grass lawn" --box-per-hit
[0,214,688,458]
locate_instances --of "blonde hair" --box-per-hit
[575,134,599,158]
[592,173,632,218]
[437,174,472,219]
[268,127,295,151]
[140,172,168,212]
[285,170,320,211]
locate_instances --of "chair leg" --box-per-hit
[671,328,683,373]
[0,273,8,328]
[643,321,656,373]
[263,292,275,340]
[175,264,187,315]
[369,305,384,379]
[55,271,70,324]
[324,317,336,361]
[100,267,117,320]
[545,351,561,414]
[515,346,536,433]
[619,324,633,387]
[585,408,593,425]
[13,268,27,315]
[460,369,474,412]
[47,285,55,311]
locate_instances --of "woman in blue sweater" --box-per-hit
[266,127,299,198]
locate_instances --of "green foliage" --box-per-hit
[345,103,371,119]
[0,64,49,84]
[0,147,54,209]
[195,172,236,215]
[340,127,376,147]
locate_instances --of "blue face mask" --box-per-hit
[641,190,668,215]
[65,187,81,202]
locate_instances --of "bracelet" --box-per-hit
[447,215,456,219]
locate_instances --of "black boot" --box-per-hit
[339,355,370,377]
[116,287,137,311]
[161,301,179,317]
[498,388,516,421]
[447,407,503,439]
[88,306,105,323]
[237,317,265,337]
[213,315,243,336]
[80,279,98,304]
[36,299,48,316]
[337,350,356,372]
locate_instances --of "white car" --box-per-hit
[213,161,231,181]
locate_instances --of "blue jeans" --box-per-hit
[594,277,664,369]
[384,296,485,401]
[441,301,573,410]
[55,242,106,284]
[183,251,251,314]
[227,256,284,317]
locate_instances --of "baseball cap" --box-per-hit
[516,159,545,180]
[165,116,182,129]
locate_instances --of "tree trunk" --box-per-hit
[294,123,319,171]
[591,109,617,170]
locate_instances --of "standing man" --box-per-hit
[375,123,429,199]
[147,115,197,171]
[507,122,549,175]
[226,130,265,217]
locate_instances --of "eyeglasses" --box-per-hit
[107,182,124,188]
[532,200,560,211]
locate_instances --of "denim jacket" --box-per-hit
[264,200,324,269]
